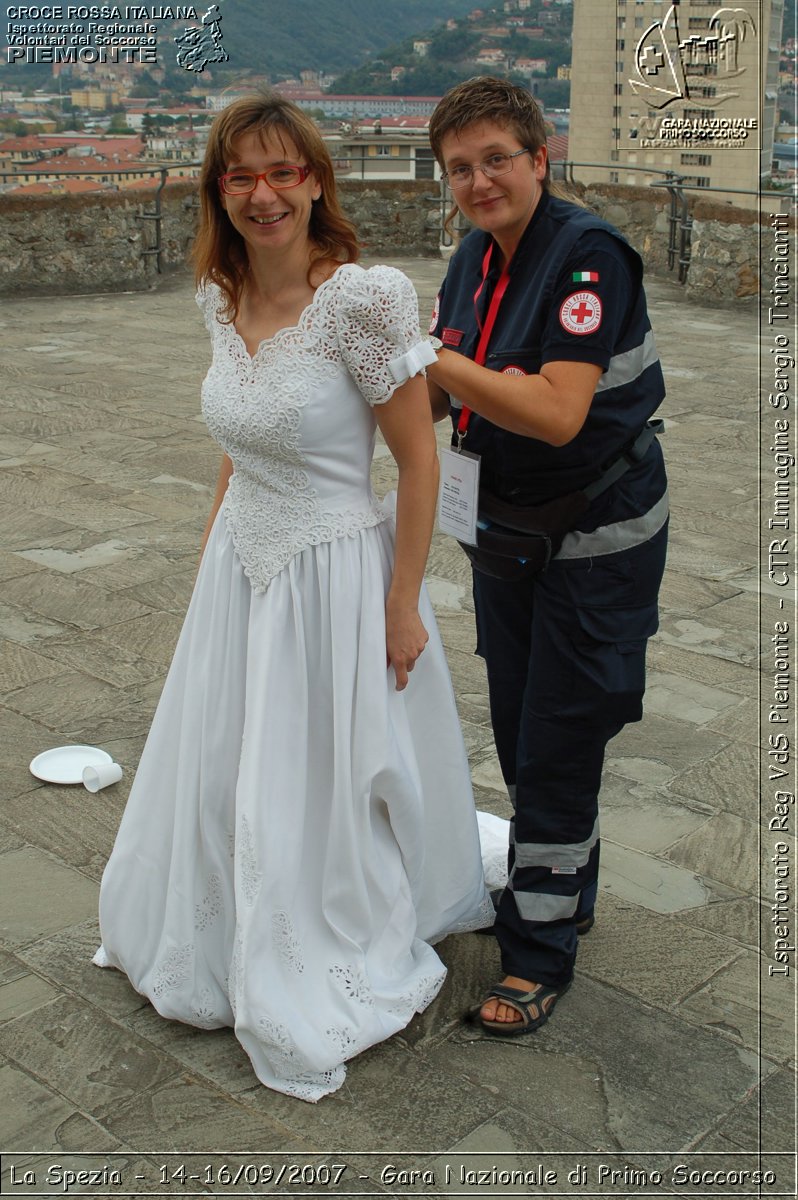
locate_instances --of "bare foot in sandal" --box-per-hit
[480,975,537,1025]
[476,977,571,1036]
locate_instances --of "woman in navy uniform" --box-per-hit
[426,77,668,1036]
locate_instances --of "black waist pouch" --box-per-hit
[459,487,589,581]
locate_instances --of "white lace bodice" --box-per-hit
[198,263,430,592]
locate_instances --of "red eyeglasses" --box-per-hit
[218,165,312,195]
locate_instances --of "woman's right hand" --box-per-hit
[385,601,429,691]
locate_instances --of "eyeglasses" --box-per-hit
[442,148,531,190]
[218,164,312,195]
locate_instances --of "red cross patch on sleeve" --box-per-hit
[559,291,602,336]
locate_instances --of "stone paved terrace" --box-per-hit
[0,260,794,1198]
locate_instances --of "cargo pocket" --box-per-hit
[569,602,658,727]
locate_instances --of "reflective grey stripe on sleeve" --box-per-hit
[595,329,659,393]
[510,889,579,922]
[557,488,669,561]
[507,784,517,806]
[514,817,599,870]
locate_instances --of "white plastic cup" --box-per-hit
[82,761,123,792]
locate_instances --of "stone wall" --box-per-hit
[0,182,197,297]
[682,199,761,302]
[574,183,768,303]
[0,177,785,303]
[577,184,675,276]
[342,179,443,258]
[0,179,442,299]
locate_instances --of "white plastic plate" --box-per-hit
[29,745,113,785]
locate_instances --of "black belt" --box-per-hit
[460,420,664,579]
[476,420,664,536]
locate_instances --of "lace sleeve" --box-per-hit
[195,282,221,334]
[336,265,428,406]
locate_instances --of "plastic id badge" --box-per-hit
[438,446,481,546]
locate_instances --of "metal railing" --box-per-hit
[544,160,791,282]
[557,162,699,283]
[650,173,693,283]
[137,166,170,275]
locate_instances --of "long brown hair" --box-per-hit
[193,89,359,320]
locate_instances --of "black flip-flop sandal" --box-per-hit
[471,980,571,1037]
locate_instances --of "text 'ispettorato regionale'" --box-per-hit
[7,5,198,63]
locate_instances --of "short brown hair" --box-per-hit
[429,76,551,189]
[193,89,359,319]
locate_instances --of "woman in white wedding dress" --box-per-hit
[93,91,495,1102]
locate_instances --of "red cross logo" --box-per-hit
[559,291,603,336]
[571,301,594,324]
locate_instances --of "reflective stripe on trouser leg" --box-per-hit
[502,839,599,933]
[509,887,579,921]
[514,815,599,869]
[511,816,601,922]
[497,743,607,988]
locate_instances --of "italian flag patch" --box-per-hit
[572,271,599,282]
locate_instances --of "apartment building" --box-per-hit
[326,127,439,182]
[569,0,785,205]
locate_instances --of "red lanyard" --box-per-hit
[456,243,512,448]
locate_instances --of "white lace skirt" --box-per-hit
[94,510,495,1102]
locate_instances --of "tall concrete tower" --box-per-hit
[569,0,785,206]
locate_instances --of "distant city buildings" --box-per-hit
[0,0,790,201]
[330,127,438,182]
[0,123,205,193]
[329,117,568,183]
[208,89,443,120]
[69,87,122,111]
[0,133,161,191]
[515,57,549,76]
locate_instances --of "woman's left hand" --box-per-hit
[386,603,429,691]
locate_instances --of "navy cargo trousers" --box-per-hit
[472,519,668,987]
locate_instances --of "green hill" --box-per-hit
[329,9,573,101]
[201,0,480,77]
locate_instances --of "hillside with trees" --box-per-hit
[212,0,484,76]
[329,5,572,105]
